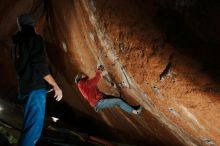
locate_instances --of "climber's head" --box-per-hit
[75,73,86,84]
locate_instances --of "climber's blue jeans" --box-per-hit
[95,95,134,113]
[19,89,47,146]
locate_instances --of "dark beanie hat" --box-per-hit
[75,73,83,84]
[18,14,35,27]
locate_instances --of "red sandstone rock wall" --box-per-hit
[1,0,220,145]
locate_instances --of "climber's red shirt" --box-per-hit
[77,70,103,107]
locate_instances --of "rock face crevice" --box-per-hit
[1,0,220,145]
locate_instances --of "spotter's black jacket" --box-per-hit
[11,26,49,94]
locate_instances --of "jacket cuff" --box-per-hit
[39,67,50,78]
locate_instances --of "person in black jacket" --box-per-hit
[11,14,63,146]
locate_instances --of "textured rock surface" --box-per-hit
[0,0,220,145]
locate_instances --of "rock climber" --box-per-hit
[75,65,142,115]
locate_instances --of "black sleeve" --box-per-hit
[30,35,50,78]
